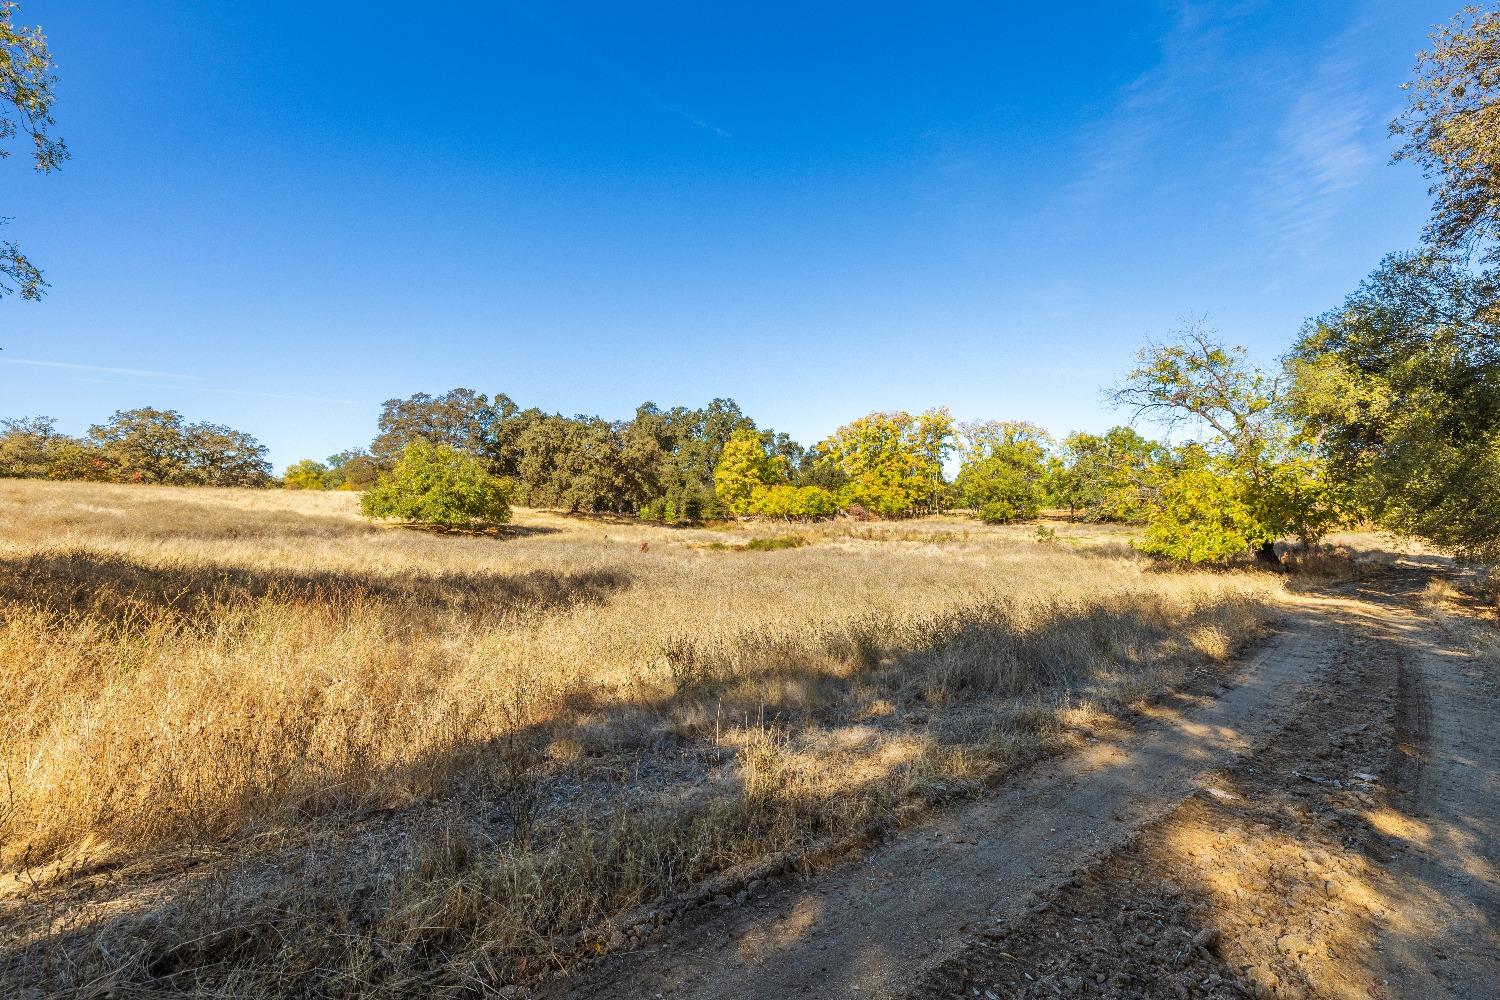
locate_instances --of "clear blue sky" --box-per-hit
[0,1,1457,469]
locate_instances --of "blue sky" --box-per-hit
[0,1,1457,469]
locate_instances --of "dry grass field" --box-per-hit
[0,479,1295,996]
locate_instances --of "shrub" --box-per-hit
[283,459,331,490]
[1136,464,1272,564]
[361,442,511,529]
[752,484,840,520]
[978,501,1021,524]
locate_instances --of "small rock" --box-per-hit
[1192,927,1222,953]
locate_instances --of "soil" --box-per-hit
[547,568,1500,999]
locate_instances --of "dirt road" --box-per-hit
[551,570,1499,999]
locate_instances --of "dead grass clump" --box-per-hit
[0,479,1283,996]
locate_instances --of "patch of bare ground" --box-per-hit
[911,568,1500,1000]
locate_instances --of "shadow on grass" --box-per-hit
[0,561,1291,998]
[0,548,632,628]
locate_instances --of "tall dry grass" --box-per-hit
[1,480,1278,996]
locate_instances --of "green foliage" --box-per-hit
[713,428,786,515]
[1,1,68,302]
[360,442,510,528]
[1111,325,1282,465]
[0,415,64,477]
[750,484,839,520]
[283,459,331,490]
[821,409,954,517]
[1136,455,1274,564]
[705,535,808,552]
[1393,6,1500,263]
[1052,426,1163,522]
[1112,328,1350,561]
[977,501,1023,524]
[325,449,379,490]
[954,421,1049,523]
[0,410,273,486]
[744,535,807,551]
[1290,253,1500,560]
[958,457,1045,522]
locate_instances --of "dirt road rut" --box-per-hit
[555,581,1452,995]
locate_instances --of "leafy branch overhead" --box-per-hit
[1394,4,1500,263]
[0,0,68,301]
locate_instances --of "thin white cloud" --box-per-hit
[508,1,733,139]
[70,377,358,406]
[0,357,196,380]
[1250,7,1395,255]
[1253,53,1380,252]
[1061,1,1249,208]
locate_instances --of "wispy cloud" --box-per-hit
[508,1,732,139]
[1061,2,1249,209]
[1250,9,1393,255]
[0,357,196,380]
[1253,56,1380,253]
[70,377,358,406]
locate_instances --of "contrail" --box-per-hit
[0,357,197,379]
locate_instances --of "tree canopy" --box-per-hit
[1,0,67,302]
[1290,252,1500,560]
[1393,5,1500,264]
[0,409,272,486]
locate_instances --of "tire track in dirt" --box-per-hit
[900,571,1500,1000]
[549,591,1368,1000]
[1374,595,1500,998]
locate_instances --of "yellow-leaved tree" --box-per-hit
[818,409,954,517]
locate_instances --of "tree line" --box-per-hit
[3,6,1498,563]
[0,410,273,487]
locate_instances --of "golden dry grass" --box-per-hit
[1,479,1283,997]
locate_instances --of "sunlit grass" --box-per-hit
[0,478,1281,996]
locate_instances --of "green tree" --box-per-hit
[1290,252,1500,559]
[820,408,954,517]
[325,448,380,490]
[182,421,274,486]
[1137,448,1275,564]
[283,459,331,490]
[1053,426,1163,522]
[1112,326,1346,562]
[0,415,69,476]
[361,441,510,528]
[713,428,786,516]
[371,388,522,473]
[954,420,1050,523]
[1,1,68,302]
[84,408,272,486]
[1393,6,1500,263]
[514,414,629,513]
[87,408,193,484]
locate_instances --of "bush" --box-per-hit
[1136,465,1271,564]
[752,484,840,520]
[978,501,1022,524]
[360,442,510,529]
[283,459,331,490]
